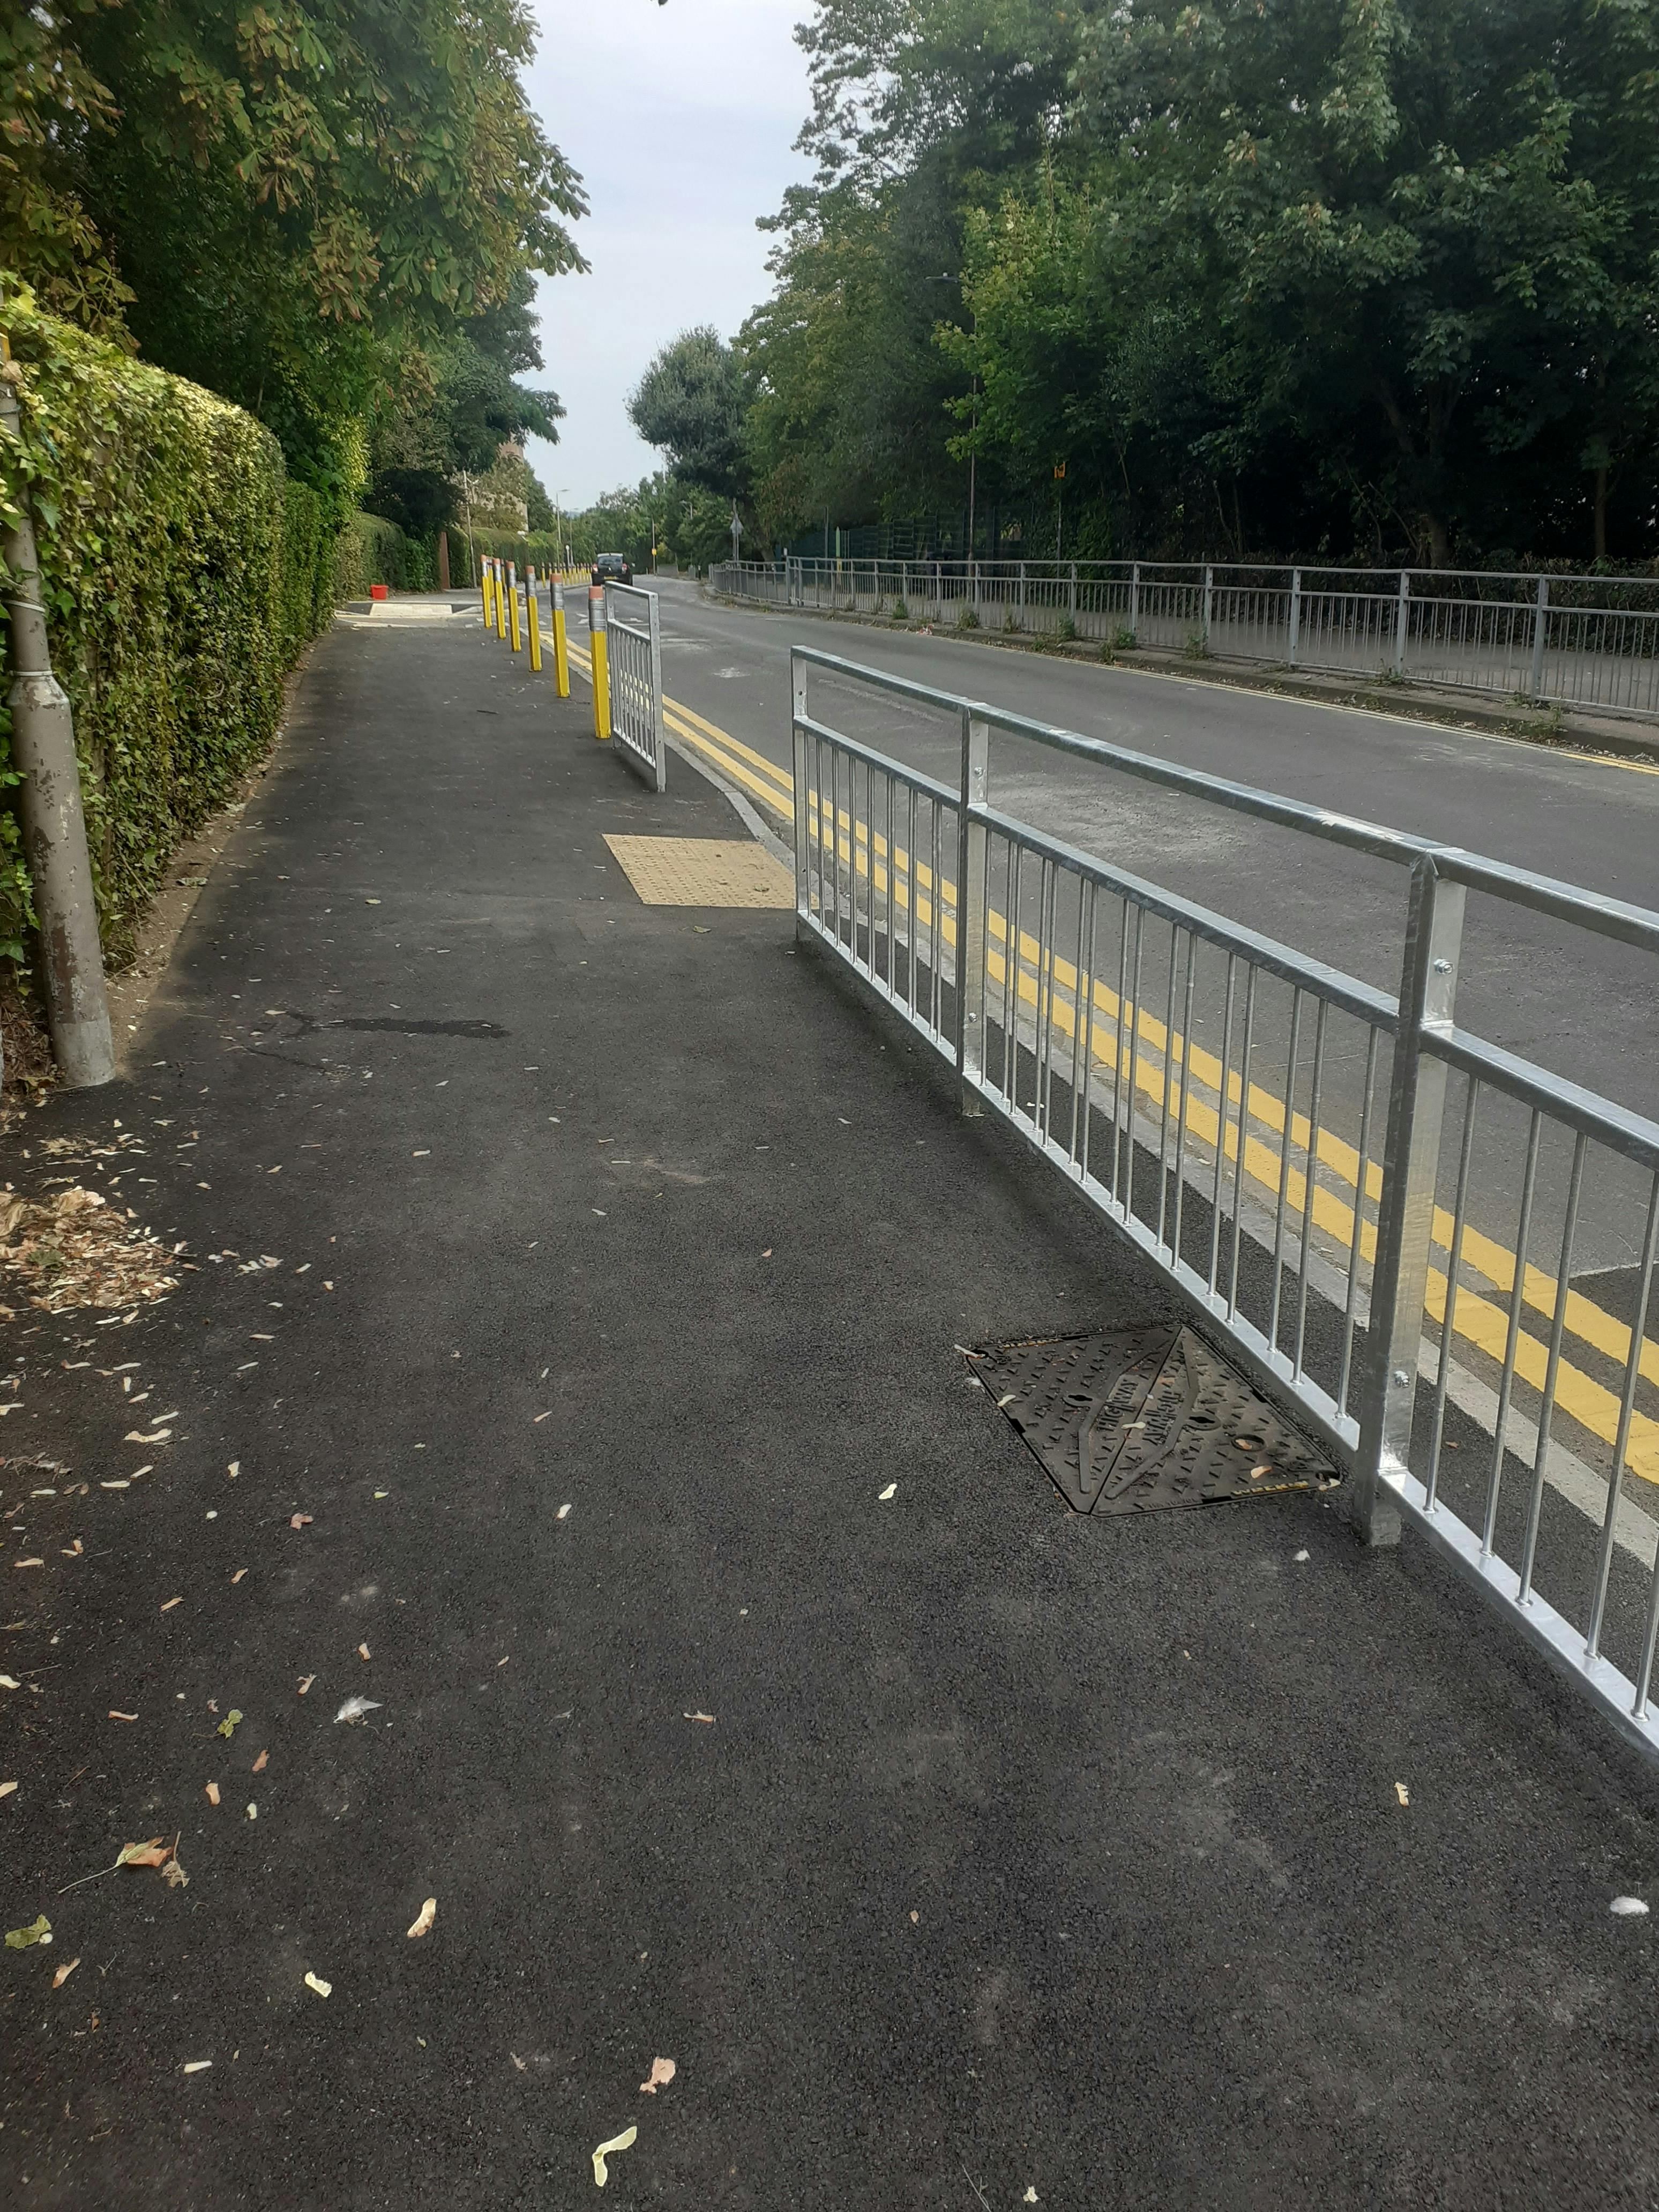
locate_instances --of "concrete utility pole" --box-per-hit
[0,340,115,1087]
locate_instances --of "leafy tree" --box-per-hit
[2,0,585,514]
[627,327,749,495]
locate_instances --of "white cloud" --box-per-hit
[519,0,813,508]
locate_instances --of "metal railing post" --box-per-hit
[791,652,811,935]
[1130,561,1140,641]
[1394,571,1410,677]
[1068,561,1078,624]
[1287,566,1302,667]
[1351,855,1465,1545]
[1529,575,1549,701]
[955,708,990,1118]
[1201,563,1213,648]
[646,584,667,793]
[1018,561,1026,624]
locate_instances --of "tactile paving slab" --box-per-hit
[966,1325,1339,1513]
[604,835,794,908]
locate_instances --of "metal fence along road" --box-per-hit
[600,582,667,790]
[711,559,1659,723]
[787,643,1659,1761]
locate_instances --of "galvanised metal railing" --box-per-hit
[713,559,1659,722]
[790,643,1659,1760]
[603,581,666,790]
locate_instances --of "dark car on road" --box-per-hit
[592,552,633,586]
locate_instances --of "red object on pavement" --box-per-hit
[370,583,389,601]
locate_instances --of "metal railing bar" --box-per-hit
[1519,1133,1588,1604]
[1587,1177,1659,1661]
[1429,1027,1659,1174]
[1482,1110,1543,1560]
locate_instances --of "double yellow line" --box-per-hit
[562,638,1656,1485]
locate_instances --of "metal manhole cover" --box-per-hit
[966,1325,1339,1514]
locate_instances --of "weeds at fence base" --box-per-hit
[958,605,981,630]
[1183,631,1210,660]
[1058,615,1079,642]
[892,598,908,622]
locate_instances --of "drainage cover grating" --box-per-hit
[966,1325,1339,1514]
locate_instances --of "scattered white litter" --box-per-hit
[557,1502,572,1521]
[303,1970,332,1998]
[1610,1896,1650,1917]
[334,1695,382,1724]
[878,1482,897,1501]
[1294,1549,1310,1562]
[182,2060,213,2074]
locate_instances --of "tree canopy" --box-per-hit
[2,0,583,517]
[627,327,749,496]
[737,0,1659,565]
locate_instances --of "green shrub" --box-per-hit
[334,512,436,598]
[0,285,343,967]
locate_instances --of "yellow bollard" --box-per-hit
[496,559,508,641]
[526,565,542,672]
[482,559,495,632]
[508,561,522,653]
[589,586,611,740]
[551,578,570,699]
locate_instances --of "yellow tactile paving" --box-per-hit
[604,835,794,909]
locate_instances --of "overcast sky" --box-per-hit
[519,0,813,512]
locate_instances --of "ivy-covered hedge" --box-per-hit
[334,512,437,599]
[0,286,343,967]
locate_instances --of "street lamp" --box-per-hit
[554,487,569,573]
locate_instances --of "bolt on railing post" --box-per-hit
[1130,560,1140,640]
[1287,566,1302,667]
[1350,855,1466,1546]
[955,708,990,1119]
[1201,563,1213,647]
[1394,570,1410,677]
[1529,574,1549,701]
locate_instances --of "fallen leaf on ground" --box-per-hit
[297,1675,315,1695]
[303,1971,331,1998]
[289,1513,312,1530]
[407,1897,437,1939]
[592,2126,637,2186]
[1610,1896,1650,1917]
[356,1642,370,1661]
[116,1837,168,1869]
[216,1709,243,1739]
[334,1694,381,1724]
[251,1748,268,1773]
[638,2057,676,2094]
[245,1804,257,1821]
[683,1712,715,1724]
[557,1503,572,1520]
[161,1847,189,1887]
[125,1429,171,1444]
[13,1558,43,1569]
[160,1597,182,1612]
[205,1782,220,1805]
[53,1955,81,1987]
[1394,1782,1410,1807]
[510,2051,527,2072]
[0,1675,18,1689]
[878,1483,897,1501]
[182,2060,212,2074]
[231,1569,247,1585]
[5,1915,50,1949]
[0,1781,17,1799]
[108,1710,138,1723]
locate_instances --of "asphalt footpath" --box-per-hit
[2,607,1657,2211]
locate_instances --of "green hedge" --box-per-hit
[0,286,342,967]
[334,512,438,599]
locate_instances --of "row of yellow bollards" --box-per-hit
[480,557,607,738]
